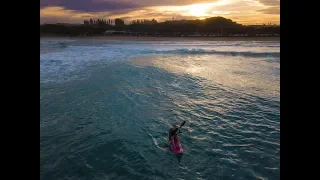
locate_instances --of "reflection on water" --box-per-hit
[131,54,279,98]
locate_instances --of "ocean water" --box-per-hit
[40,39,280,180]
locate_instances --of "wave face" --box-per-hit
[40,39,280,180]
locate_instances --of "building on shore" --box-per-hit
[104,30,129,35]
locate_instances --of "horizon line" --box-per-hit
[40,16,280,26]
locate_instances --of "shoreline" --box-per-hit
[40,36,280,41]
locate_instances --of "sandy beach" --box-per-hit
[40,36,280,41]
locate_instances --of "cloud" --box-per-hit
[40,0,140,12]
[258,0,280,6]
[257,6,280,14]
[40,0,218,12]
[40,6,99,24]
[124,0,217,6]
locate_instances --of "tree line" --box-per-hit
[83,18,111,25]
[83,18,158,26]
[83,18,125,26]
[40,16,280,37]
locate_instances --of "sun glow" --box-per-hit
[188,4,211,17]
[40,0,280,25]
[175,0,233,18]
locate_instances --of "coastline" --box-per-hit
[40,36,280,41]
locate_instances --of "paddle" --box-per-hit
[173,121,186,137]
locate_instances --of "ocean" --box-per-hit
[40,39,280,180]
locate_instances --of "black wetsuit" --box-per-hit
[168,128,179,140]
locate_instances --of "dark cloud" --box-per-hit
[259,0,280,6]
[257,6,279,14]
[40,0,140,12]
[40,0,216,12]
[130,0,214,6]
[103,8,141,16]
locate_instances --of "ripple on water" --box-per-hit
[41,40,279,180]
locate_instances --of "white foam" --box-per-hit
[40,40,280,84]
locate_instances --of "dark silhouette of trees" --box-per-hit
[82,18,113,29]
[115,18,125,29]
[130,19,158,25]
[40,17,280,37]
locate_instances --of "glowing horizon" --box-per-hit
[40,0,280,25]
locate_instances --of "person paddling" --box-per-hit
[168,125,181,149]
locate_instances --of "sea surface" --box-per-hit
[40,39,280,180]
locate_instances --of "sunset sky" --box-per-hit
[40,0,280,25]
